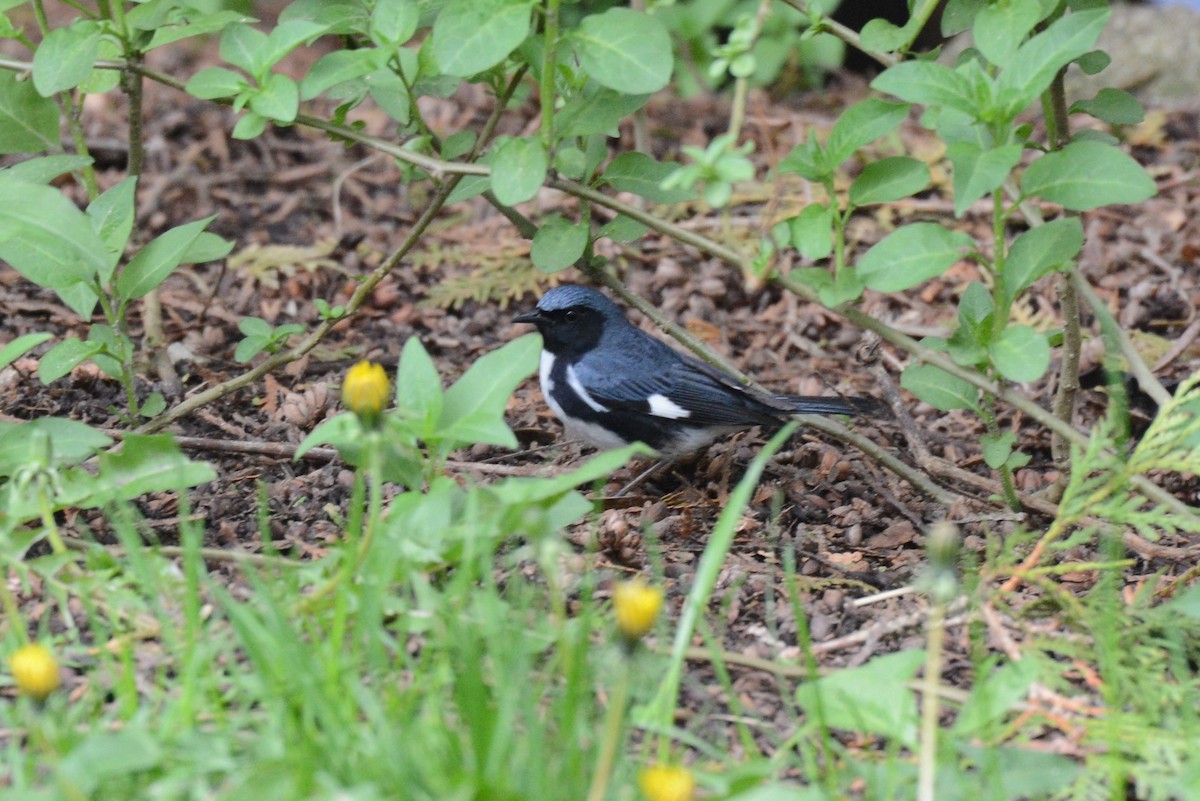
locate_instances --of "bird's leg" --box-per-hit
[612,459,672,497]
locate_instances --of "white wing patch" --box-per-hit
[647,393,691,419]
[566,364,610,413]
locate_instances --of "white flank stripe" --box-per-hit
[647,393,691,419]
[540,351,567,421]
[539,350,556,393]
[566,364,610,413]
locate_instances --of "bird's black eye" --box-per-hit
[564,309,579,322]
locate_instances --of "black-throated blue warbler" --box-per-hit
[514,285,879,457]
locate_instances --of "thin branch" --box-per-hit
[1073,271,1171,407]
[774,0,897,68]
[60,534,298,569]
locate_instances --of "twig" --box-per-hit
[812,602,969,654]
[775,0,898,68]
[59,534,298,569]
[1153,318,1200,372]
[105,429,565,478]
[1051,270,1082,469]
[1073,272,1171,407]
[851,585,917,607]
[671,644,980,706]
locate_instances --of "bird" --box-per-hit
[513,285,880,458]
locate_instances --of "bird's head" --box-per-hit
[513,285,626,357]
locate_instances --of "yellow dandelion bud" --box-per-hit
[638,764,695,801]
[10,643,61,700]
[342,360,390,426]
[614,578,664,642]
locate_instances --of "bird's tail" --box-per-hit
[774,394,887,417]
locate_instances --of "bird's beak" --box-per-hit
[513,308,543,325]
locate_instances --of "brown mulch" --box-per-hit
[3,18,1200,756]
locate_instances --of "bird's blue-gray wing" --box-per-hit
[573,357,784,428]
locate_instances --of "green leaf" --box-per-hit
[956,745,1082,798]
[597,215,648,243]
[859,17,914,54]
[489,137,547,206]
[1019,140,1156,211]
[78,37,121,95]
[444,174,491,205]
[0,417,111,476]
[370,0,418,45]
[233,335,267,363]
[1070,88,1144,125]
[848,156,930,206]
[557,84,649,138]
[396,336,443,432]
[901,363,978,411]
[1169,583,1200,619]
[248,73,300,122]
[953,658,1039,737]
[299,49,378,100]
[145,10,252,50]
[0,180,110,292]
[0,332,52,371]
[263,19,329,70]
[531,215,588,273]
[1002,217,1083,301]
[789,267,864,308]
[941,0,986,35]
[183,232,235,264]
[787,203,833,261]
[1075,48,1110,76]
[56,282,102,321]
[824,98,911,166]
[601,152,694,203]
[231,111,268,140]
[871,61,978,118]
[0,154,92,184]
[856,223,974,292]
[573,8,672,94]
[778,140,825,182]
[53,730,159,796]
[220,23,269,77]
[38,338,104,383]
[90,434,215,506]
[980,431,1017,469]
[366,68,411,124]
[0,70,61,153]
[553,146,588,180]
[996,8,1109,116]
[185,66,248,99]
[946,141,1022,217]
[32,20,103,96]
[432,0,532,77]
[86,176,137,281]
[972,0,1041,68]
[279,0,366,34]
[439,333,540,449]
[991,325,1050,382]
[116,216,215,301]
[488,445,648,506]
[957,279,994,335]
[795,651,924,747]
